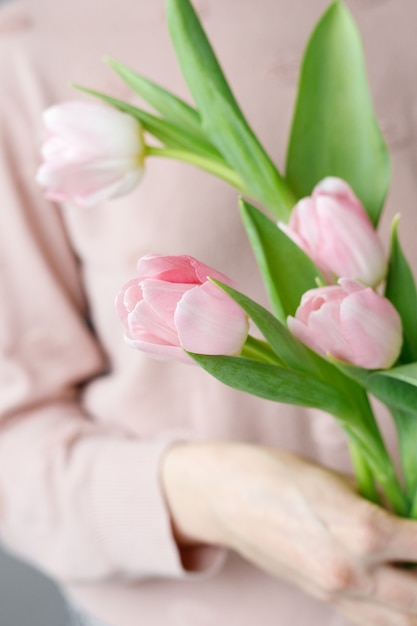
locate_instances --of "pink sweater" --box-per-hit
[0,0,416,624]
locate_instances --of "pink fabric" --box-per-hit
[0,0,416,625]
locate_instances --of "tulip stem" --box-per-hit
[346,391,409,517]
[348,439,380,505]
[240,335,283,365]
[408,491,417,519]
[389,407,417,511]
[145,145,246,191]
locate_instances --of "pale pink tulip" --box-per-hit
[36,101,144,207]
[287,279,402,369]
[280,177,387,286]
[116,254,249,364]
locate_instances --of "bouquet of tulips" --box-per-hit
[37,0,417,521]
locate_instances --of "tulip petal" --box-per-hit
[115,279,143,329]
[128,300,179,346]
[43,102,143,157]
[37,156,142,195]
[341,288,403,369]
[289,197,322,253]
[136,254,235,287]
[117,254,249,364]
[315,196,386,285]
[302,299,352,361]
[126,279,195,347]
[72,168,143,207]
[175,282,248,355]
[37,101,144,207]
[284,177,387,286]
[190,257,236,287]
[141,279,193,331]
[313,177,365,220]
[137,255,201,283]
[124,335,193,365]
[287,316,326,357]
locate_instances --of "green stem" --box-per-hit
[377,470,409,517]
[340,389,409,517]
[240,335,283,365]
[409,492,417,519]
[145,145,246,191]
[348,439,380,505]
[389,407,417,505]
[348,428,408,516]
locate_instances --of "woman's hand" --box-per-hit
[162,442,417,625]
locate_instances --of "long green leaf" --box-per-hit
[74,85,219,158]
[189,354,350,417]
[385,215,417,363]
[166,0,243,120]
[286,0,390,225]
[240,199,322,322]
[166,0,295,218]
[210,279,321,376]
[106,57,212,145]
[372,363,417,416]
[214,279,389,417]
[380,363,417,387]
[333,360,417,417]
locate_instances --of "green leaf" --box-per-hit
[74,85,218,158]
[380,362,417,387]
[240,198,323,322]
[385,215,417,363]
[166,0,295,218]
[106,57,212,146]
[372,362,417,412]
[188,354,351,417]
[329,358,371,386]
[286,0,390,225]
[210,279,321,376]
[214,279,386,412]
[241,335,285,366]
[166,0,243,120]
[389,407,417,499]
[334,360,417,417]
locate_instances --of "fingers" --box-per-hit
[352,507,417,565]
[369,565,417,614]
[323,566,417,625]
[380,517,417,564]
[327,495,417,566]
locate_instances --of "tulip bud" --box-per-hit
[116,254,249,364]
[36,101,144,207]
[280,177,387,287]
[287,279,402,369]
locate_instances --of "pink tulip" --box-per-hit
[116,254,249,364]
[280,177,387,286]
[287,279,402,369]
[36,101,144,207]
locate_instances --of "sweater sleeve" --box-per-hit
[0,24,223,584]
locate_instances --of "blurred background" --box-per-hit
[0,0,70,623]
